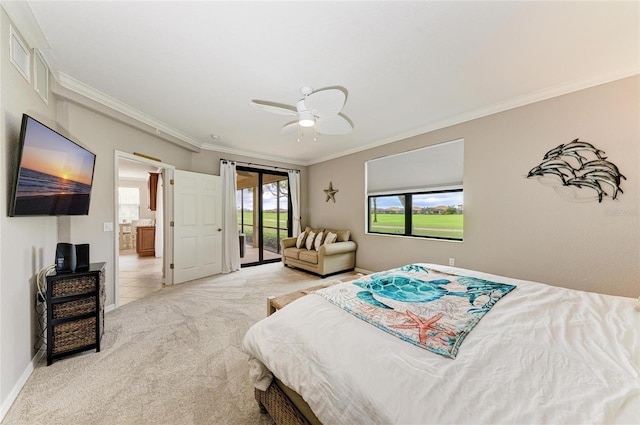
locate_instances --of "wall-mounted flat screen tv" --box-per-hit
[9,114,96,216]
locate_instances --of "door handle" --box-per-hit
[217,228,222,232]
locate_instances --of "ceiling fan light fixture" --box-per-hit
[252,86,352,138]
[298,111,315,127]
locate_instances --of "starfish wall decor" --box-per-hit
[324,181,339,203]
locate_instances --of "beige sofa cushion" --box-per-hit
[322,229,350,242]
[305,230,316,250]
[284,247,303,260]
[295,230,309,248]
[324,232,338,244]
[313,231,325,250]
[299,249,318,264]
[335,230,350,242]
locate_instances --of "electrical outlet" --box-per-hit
[103,222,113,232]
[449,258,455,266]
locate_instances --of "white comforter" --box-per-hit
[242,264,640,425]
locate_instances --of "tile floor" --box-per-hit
[118,249,164,306]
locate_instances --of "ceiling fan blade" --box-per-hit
[316,114,353,135]
[281,121,298,135]
[250,100,297,116]
[303,89,346,117]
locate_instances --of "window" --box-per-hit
[118,187,140,223]
[369,195,406,235]
[366,139,464,241]
[368,190,463,239]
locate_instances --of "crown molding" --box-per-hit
[309,69,640,165]
[200,142,309,167]
[56,73,204,150]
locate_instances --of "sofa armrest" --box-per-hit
[319,241,357,257]
[281,237,298,250]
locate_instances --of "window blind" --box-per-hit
[366,138,464,196]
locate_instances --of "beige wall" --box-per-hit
[55,101,194,307]
[0,8,59,416]
[308,76,639,298]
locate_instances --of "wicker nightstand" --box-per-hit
[46,262,106,365]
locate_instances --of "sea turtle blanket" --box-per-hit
[313,265,516,359]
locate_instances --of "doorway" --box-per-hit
[236,167,291,266]
[115,153,170,306]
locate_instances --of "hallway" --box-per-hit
[118,249,163,306]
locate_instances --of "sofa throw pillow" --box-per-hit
[324,232,337,245]
[295,230,308,249]
[305,230,316,250]
[314,231,325,250]
[336,230,350,242]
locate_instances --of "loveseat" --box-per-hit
[281,227,357,276]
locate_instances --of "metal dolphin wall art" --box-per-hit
[527,138,625,203]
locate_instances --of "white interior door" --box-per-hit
[173,170,222,284]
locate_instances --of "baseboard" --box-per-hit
[105,303,116,313]
[0,348,45,422]
[354,267,373,275]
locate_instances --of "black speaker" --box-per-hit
[75,244,90,271]
[55,243,76,273]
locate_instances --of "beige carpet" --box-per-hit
[3,263,355,425]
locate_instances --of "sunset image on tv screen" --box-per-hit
[13,116,95,216]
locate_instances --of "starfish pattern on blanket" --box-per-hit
[389,310,450,345]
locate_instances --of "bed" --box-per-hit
[242,263,639,424]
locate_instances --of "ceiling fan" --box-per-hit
[249,86,353,138]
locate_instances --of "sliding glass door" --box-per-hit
[237,167,290,266]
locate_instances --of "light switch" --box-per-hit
[103,222,114,232]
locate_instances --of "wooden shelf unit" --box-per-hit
[45,262,106,365]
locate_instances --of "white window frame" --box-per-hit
[118,186,141,224]
[365,138,464,241]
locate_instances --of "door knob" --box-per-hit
[217,228,222,232]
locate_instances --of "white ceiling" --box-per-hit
[9,1,640,165]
